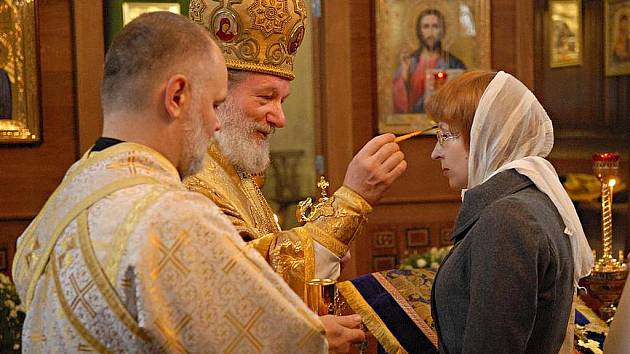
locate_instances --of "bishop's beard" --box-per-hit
[214,100,273,175]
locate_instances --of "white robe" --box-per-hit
[13,142,327,353]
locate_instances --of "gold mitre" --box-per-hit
[189,0,308,80]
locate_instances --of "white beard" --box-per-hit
[214,99,273,175]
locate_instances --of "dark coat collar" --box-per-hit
[451,170,533,242]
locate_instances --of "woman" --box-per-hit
[426,70,593,353]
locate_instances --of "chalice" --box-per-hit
[305,278,337,315]
[584,152,628,320]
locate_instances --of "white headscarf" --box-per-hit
[465,71,593,288]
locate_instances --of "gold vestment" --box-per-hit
[185,142,372,298]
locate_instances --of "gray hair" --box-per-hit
[101,11,215,114]
[227,69,251,90]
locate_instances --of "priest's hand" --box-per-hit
[343,133,407,205]
[320,314,366,353]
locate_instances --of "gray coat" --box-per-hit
[431,170,574,354]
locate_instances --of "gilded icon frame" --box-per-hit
[0,0,41,144]
[605,0,630,76]
[549,0,582,68]
[105,1,188,49]
[121,2,181,26]
[375,0,491,134]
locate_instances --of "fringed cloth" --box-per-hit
[338,268,609,354]
[337,268,438,354]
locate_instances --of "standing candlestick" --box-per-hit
[586,152,628,320]
[592,152,624,272]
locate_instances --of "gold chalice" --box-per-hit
[305,278,337,315]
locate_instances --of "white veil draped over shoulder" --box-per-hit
[465,71,594,288]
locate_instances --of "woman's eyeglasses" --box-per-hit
[436,130,460,145]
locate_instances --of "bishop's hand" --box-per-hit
[343,133,407,205]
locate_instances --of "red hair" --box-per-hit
[425,70,496,147]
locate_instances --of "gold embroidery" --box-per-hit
[105,187,165,283]
[224,308,263,353]
[51,255,113,354]
[58,235,78,269]
[26,265,51,351]
[150,230,191,279]
[372,272,438,347]
[24,175,161,311]
[29,332,46,342]
[269,239,305,277]
[297,328,318,350]
[25,238,40,269]
[297,307,326,333]
[68,275,97,318]
[14,143,160,283]
[239,170,281,234]
[154,314,191,354]
[222,252,245,274]
[299,231,316,295]
[221,233,264,272]
[78,343,94,352]
[77,210,151,342]
[106,152,153,175]
[309,228,349,257]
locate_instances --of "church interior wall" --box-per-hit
[0,0,80,276]
[1,0,629,279]
[536,0,630,255]
[320,0,630,279]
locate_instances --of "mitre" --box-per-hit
[189,0,308,80]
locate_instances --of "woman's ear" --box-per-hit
[164,74,189,120]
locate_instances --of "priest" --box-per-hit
[186,0,407,298]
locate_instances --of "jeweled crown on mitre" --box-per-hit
[189,0,308,80]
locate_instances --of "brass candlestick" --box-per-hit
[585,152,628,320]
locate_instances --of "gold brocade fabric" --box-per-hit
[189,0,308,80]
[184,141,372,299]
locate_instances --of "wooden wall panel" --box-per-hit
[0,0,78,275]
[321,0,537,279]
[534,0,630,255]
[491,1,517,75]
[492,0,535,87]
[536,0,630,156]
[74,1,104,154]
